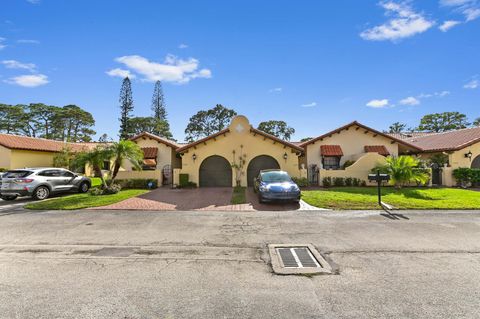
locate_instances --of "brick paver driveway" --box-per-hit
[96,187,321,211]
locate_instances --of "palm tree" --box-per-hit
[109,140,143,183]
[72,146,113,188]
[373,156,430,188]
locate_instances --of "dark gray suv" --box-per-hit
[0,168,91,201]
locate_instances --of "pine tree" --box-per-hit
[151,80,167,121]
[118,77,134,139]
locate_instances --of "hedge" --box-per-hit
[110,179,158,189]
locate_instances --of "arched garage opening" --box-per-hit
[472,155,480,169]
[199,155,232,187]
[247,155,280,186]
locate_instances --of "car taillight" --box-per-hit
[14,178,34,183]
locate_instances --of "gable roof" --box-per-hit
[0,134,101,153]
[299,121,422,151]
[130,132,179,149]
[176,127,304,154]
[398,126,480,152]
[176,128,231,153]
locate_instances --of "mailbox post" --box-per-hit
[368,170,390,205]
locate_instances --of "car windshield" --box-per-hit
[2,170,33,178]
[261,171,292,183]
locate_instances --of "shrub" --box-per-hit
[333,177,345,186]
[373,155,430,188]
[352,178,361,186]
[360,180,367,187]
[344,177,353,186]
[179,174,189,187]
[342,160,356,169]
[111,179,158,189]
[178,181,197,188]
[90,184,121,195]
[0,167,7,172]
[292,177,308,187]
[322,177,332,187]
[452,168,480,188]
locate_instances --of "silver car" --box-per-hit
[0,168,91,201]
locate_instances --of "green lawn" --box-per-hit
[25,189,148,210]
[231,186,246,204]
[302,187,480,210]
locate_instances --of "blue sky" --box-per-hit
[1,0,479,142]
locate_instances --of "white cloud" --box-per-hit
[439,20,461,31]
[17,39,40,44]
[366,99,389,108]
[440,0,480,22]
[0,37,6,50]
[269,87,282,93]
[399,96,420,105]
[464,7,480,20]
[5,74,48,87]
[360,1,434,41]
[106,68,136,79]
[301,102,317,107]
[2,60,36,72]
[113,54,212,84]
[418,90,450,98]
[26,0,40,4]
[178,44,188,49]
[464,79,479,89]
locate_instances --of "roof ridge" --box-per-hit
[409,126,480,140]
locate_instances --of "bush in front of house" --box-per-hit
[90,184,122,195]
[179,174,189,187]
[322,177,332,187]
[111,179,158,189]
[292,177,308,187]
[333,177,345,187]
[342,160,356,169]
[453,168,480,188]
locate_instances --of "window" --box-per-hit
[38,170,62,177]
[2,170,33,178]
[61,170,75,178]
[322,156,340,170]
[102,161,110,171]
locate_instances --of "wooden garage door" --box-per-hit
[247,155,280,186]
[199,155,232,187]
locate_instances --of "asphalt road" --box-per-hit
[0,208,480,318]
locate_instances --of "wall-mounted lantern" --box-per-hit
[283,152,288,160]
[192,153,197,161]
[465,151,473,160]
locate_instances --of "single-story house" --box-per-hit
[389,126,480,186]
[2,116,480,187]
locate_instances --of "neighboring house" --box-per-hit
[391,126,480,186]
[300,121,422,185]
[0,134,98,173]
[115,132,180,185]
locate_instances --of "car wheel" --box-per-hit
[33,186,50,200]
[0,195,18,201]
[78,182,90,193]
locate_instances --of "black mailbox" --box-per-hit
[369,170,391,205]
[368,173,390,182]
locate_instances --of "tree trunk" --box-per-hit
[111,159,121,183]
[94,165,106,189]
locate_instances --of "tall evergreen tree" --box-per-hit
[151,80,167,121]
[118,77,134,140]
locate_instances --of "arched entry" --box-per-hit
[199,155,232,187]
[247,155,280,186]
[472,155,480,169]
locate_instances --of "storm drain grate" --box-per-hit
[269,244,332,275]
[277,247,320,268]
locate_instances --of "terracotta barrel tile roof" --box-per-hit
[401,126,480,152]
[320,145,343,156]
[364,145,390,156]
[0,133,101,153]
[141,147,158,159]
